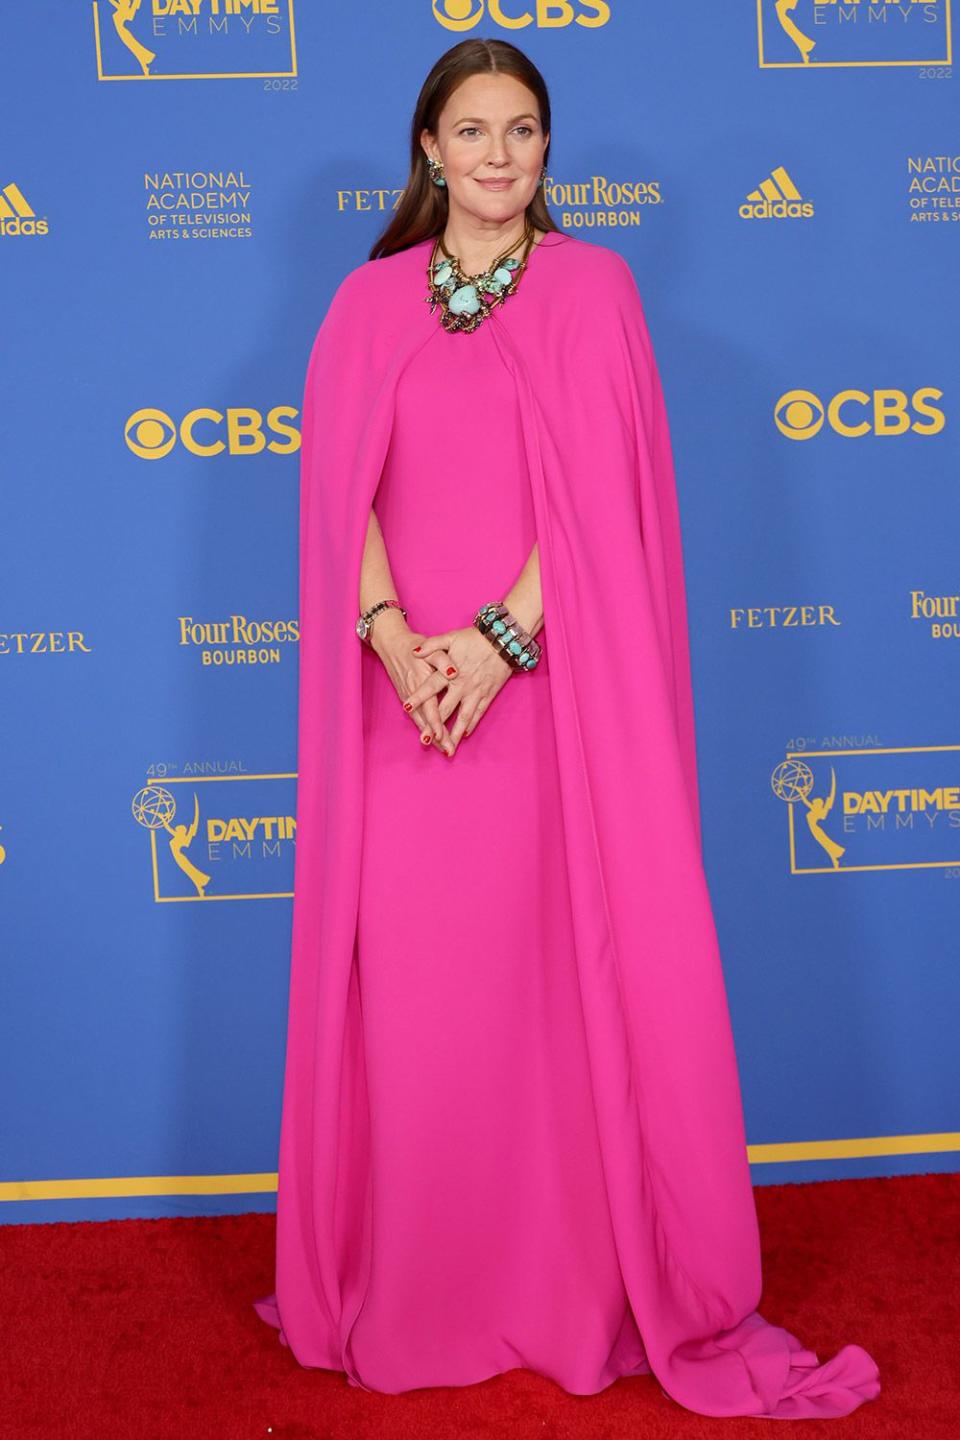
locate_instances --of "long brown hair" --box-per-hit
[368,38,560,261]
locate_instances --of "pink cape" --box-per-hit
[254,231,881,1418]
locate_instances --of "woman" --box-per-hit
[254,38,881,1419]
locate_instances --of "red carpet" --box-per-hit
[2,1172,957,1439]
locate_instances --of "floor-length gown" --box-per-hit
[254,234,880,1417]
[349,308,652,1394]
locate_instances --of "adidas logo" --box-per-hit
[0,182,49,237]
[739,166,814,221]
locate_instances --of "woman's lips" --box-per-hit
[474,178,516,190]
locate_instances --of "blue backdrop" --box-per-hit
[2,0,958,1224]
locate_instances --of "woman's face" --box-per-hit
[422,71,548,229]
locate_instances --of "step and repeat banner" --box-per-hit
[2,2,958,1223]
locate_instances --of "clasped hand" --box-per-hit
[379,624,514,757]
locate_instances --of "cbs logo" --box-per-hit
[432,0,610,29]
[124,407,300,459]
[774,388,945,440]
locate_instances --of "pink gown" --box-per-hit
[350,311,650,1393]
[255,235,880,1417]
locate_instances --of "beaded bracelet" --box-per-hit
[473,601,541,672]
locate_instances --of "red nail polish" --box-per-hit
[446,666,456,676]
[421,732,431,744]
[413,645,421,652]
[403,702,412,711]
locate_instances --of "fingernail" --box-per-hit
[421,732,431,745]
[403,702,412,711]
[413,645,421,652]
[446,666,456,676]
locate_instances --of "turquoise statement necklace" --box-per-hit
[426,219,536,334]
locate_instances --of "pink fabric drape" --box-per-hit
[254,232,881,1419]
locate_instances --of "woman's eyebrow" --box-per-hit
[452,113,538,125]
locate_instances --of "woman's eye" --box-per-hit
[457,126,534,138]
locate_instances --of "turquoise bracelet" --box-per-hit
[473,601,541,672]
